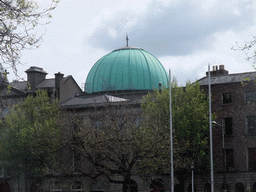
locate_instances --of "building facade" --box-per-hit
[0,65,83,192]
[2,46,256,191]
[191,65,256,192]
[0,45,171,192]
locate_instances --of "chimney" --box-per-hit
[219,64,225,70]
[206,64,229,77]
[55,72,64,100]
[25,66,47,91]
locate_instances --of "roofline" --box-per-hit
[112,46,143,51]
[60,99,141,110]
[197,70,256,85]
[64,75,83,92]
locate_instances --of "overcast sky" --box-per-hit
[6,0,256,88]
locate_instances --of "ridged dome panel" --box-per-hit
[85,47,168,93]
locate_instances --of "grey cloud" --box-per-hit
[87,1,254,57]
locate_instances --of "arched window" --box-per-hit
[204,183,211,192]
[150,179,164,192]
[122,180,138,192]
[71,181,82,192]
[0,182,11,192]
[235,183,244,192]
[220,183,230,192]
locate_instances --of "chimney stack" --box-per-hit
[206,64,228,77]
[55,72,64,100]
[25,66,47,91]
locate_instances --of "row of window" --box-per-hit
[218,116,256,136]
[222,91,256,104]
[202,182,256,192]
[221,148,256,172]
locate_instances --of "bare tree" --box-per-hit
[0,0,58,75]
[60,103,169,192]
[232,36,256,66]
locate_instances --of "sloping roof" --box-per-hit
[6,76,71,93]
[36,77,69,88]
[36,78,55,88]
[61,94,130,108]
[11,81,28,91]
[197,71,256,86]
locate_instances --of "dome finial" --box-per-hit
[126,34,129,47]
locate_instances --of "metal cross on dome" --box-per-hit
[126,35,129,47]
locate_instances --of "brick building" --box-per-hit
[192,65,256,192]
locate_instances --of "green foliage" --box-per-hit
[0,90,61,179]
[141,80,210,177]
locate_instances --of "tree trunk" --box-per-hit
[123,175,131,192]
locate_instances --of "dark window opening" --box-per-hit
[253,182,256,192]
[225,149,234,171]
[248,148,256,171]
[224,117,233,135]
[223,93,232,104]
[123,180,138,192]
[0,182,11,192]
[150,179,164,192]
[235,183,244,192]
[221,183,230,191]
[204,183,211,192]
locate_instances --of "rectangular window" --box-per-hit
[246,91,256,103]
[223,117,233,135]
[247,116,256,135]
[248,148,256,171]
[223,93,232,104]
[225,149,234,171]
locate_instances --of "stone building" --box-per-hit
[0,44,170,192]
[0,65,82,192]
[56,45,170,192]
[3,43,256,191]
[0,65,82,118]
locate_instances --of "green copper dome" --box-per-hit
[85,47,168,93]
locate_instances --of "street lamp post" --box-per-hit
[191,162,194,192]
[212,121,227,192]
